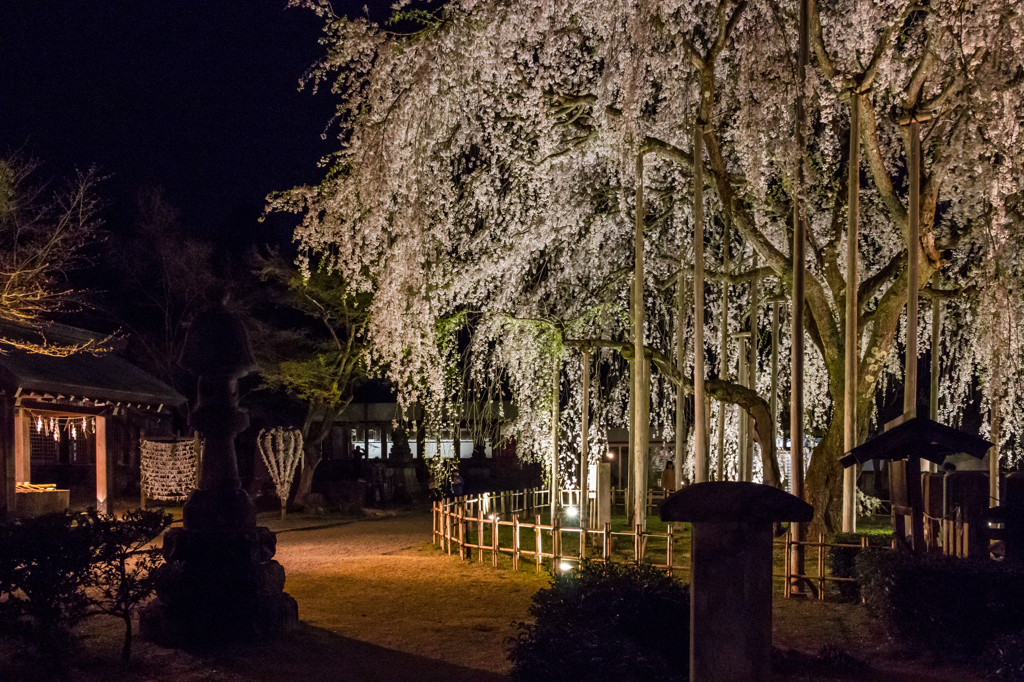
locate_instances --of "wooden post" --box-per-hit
[551,363,560,521]
[478,510,485,563]
[790,0,809,589]
[492,516,499,568]
[536,514,543,572]
[717,218,731,482]
[513,516,520,571]
[0,399,15,519]
[667,524,675,577]
[581,346,590,530]
[458,503,466,560]
[95,415,111,515]
[746,256,759,483]
[771,302,781,486]
[905,119,926,551]
[738,335,749,481]
[553,516,561,574]
[603,521,611,560]
[843,92,861,533]
[13,407,30,484]
[633,152,649,530]
[930,299,941,423]
[676,262,688,489]
[693,121,708,483]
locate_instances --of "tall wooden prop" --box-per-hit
[790,0,810,587]
[581,346,590,527]
[904,119,925,551]
[771,301,781,485]
[927,300,940,473]
[717,220,731,481]
[551,362,560,518]
[633,152,649,529]
[842,93,860,533]
[745,256,759,483]
[676,275,688,488]
[693,123,708,483]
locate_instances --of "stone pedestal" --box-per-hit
[662,482,813,682]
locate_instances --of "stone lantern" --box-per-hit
[662,482,812,682]
[141,296,298,645]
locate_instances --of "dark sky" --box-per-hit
[1,0,380,249]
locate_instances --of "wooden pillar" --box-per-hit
[771,302,781,487]
[790,0,810,587]
[676,273,688,489]
[904,119,926,551]
[581,346,590,527]
[717,219,731,482]
[929,299,941,473]
[633,152,648,530]
[693,121,708,483]
[14,407,30,484]
[0,399,15,518]
[843,92,860,533]
[746,259,758,483]
[95,415,111,514]
[551,362,560,518]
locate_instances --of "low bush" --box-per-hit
[507,561,689,682]
[0,511,97,636]
[856,550,1024,656]
[0,509,171,665]
[986,631,1024,682]
[828,530,892,601]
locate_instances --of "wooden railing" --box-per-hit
[432,487,890,599]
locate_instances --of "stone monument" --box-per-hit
[662,482,813,682]
[141,297,298,645]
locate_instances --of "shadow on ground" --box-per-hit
[207,623,507,682]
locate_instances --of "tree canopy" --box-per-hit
[276,0,1024,530]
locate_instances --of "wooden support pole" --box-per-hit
[905,119,926,551]
[717,219,731,482]
[95,415,110,515]
[771,302,781,486]
[746,256,759,483]
[581,346,591,528]
[633,152,648,530]
[929,299,941,473]
[843,93,860,533]
[676,274,688,489]
[693,121,708,483]
[551,363,560,520]
[790,0,809,588]
[13,408,29,484]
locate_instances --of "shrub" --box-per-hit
[986,631,1024,682]
[0,511,99,668]
[828,531,892,601]
[507,560,689,682]
[856,550,1024,656]
[90,509,172,662]
[771,645,869,678]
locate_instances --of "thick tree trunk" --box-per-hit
[804,416,845,535]
[292,401,346,507]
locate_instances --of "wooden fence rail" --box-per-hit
[432,487,889,598]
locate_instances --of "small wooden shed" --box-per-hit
[0,321,185,517]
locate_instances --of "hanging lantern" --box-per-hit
[36,416,43,433]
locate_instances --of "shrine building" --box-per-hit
[0,320,185,518]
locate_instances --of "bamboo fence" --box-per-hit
[431,487,889,599]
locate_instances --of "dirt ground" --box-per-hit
[0,510,988,681]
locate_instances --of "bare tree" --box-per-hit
[0,155,105,355]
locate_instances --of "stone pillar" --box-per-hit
[662,482,813,682]
[142,297,297,646]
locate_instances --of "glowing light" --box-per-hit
[607,452,614,459]
[565,507,578,518]
[559,562,573,573]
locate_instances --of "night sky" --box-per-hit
[1,0,380,249]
